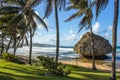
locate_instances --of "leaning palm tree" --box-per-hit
[65,0,97,70]
[1,0,48,64]
[110,0,119,80]
[43,0,66,64]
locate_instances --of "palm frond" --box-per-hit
[0,14,16,22]
[65,5,79,11]
[57,0,66,10]
[43,0,53,19]
[33,11,48,31]
[72,0,82,6]
[30,0,42,7]
[2,0,26,7]
[78,16,88,32]
[25,0,42,8]
[92,0,109,20]
[8,13,23,26]
[65,10,84,22]
[0,6,21,14]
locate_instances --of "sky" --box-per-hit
[33,0,120,46]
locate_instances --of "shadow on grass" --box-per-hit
[1,65,47,76]
[72,71,110,80]
[0,64,81,80]
[0,73,15,80]
[0,71,83,80]
[66,65,110,73]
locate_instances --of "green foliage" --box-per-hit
[2,52,25,64]
[2,52,17,62]
[37,56,71,76]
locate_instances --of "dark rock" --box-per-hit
[73,32,112,58]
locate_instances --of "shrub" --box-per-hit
[2,52,17,62]
[2,52,25,64]
[37,56,71,76]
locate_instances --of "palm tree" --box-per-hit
[44,0,66,64]
[110,0,119,80]
[65,0,97,70]
[1,0,48,64]
[91,0,120,79]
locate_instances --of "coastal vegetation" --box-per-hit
[0,0,119,80]
[0,59,120,80]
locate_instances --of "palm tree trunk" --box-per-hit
[1,33,4,55]
[54,0,60,64]
[90,23,97,70]
[110,0,119,80]
[13,35,16,55]
[6,37,12,53]
[29,27,32,65]
[14,36,21,55]
[16,34,24,48]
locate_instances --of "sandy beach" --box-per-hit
[17,55,120,73]
[59,59,120,72]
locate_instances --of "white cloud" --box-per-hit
[93,22,100,33]
[41,35,56,43]
[33,32,56,44]
[65,30,77,42]
[103,32,112,41]
[35,32,42,36]
[108,25,112,31]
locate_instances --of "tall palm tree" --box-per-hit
[44,0,66,63]
[110,0,119,80]
[65,0,97,70]
[91,0,120,79]
[1,0,48,64]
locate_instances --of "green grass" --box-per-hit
[0,59,120,80]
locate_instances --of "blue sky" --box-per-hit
[33,0,120,46]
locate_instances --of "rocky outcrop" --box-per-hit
[73,32,112,58]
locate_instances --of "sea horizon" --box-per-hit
[7,44,120,62]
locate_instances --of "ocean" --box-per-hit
[8,46,120,62]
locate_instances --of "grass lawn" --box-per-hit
[0,59,120,80]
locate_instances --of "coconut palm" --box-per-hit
[110,0,119,80]
[0,14,16,55]
[44,0,66,63]
[65,0,97,70]
[91,0,120,79]
[1,0,48,64]
[92,0,119,79]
